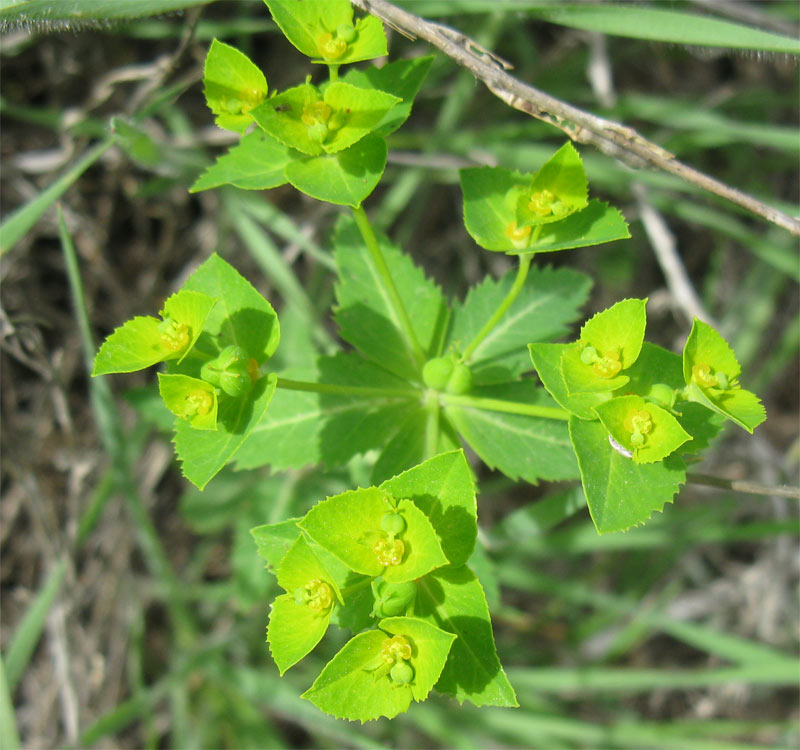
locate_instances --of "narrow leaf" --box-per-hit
[445,381,578,484]
[449,265,591,385]
[334,214,448,378]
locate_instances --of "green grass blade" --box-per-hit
[0,138,114,256]
[530,4,800,53]
[0,0,214,30]
[58,206,196,639]
[501,567,791,666]
[509,663,799,692]
[0,655,21,750]
[4,559,67,690]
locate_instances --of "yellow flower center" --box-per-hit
[318,31,348,60]
[691,362,719,388]
[373,536,404,566]
[160,318,190,352]
[504,220,532,242]
[528,188,556,216]
[184,389,212,418]
[592,349,622,379]
[380,635,412,664]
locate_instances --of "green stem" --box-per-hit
[441,392,570,421]
[276,376,415,399]
[350,205,427,370]
[423,391,440,459]
[328,64,339,82]
[461,252,533,363]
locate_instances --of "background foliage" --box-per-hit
[1,0,798,747]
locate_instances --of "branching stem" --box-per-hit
[276,376,414,399]
[423,390,440,459]
[462,251,533,363]
[351,204,427,370]
[441,391,569,421]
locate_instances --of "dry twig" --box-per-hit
[351,0,800,236]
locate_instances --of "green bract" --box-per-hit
[594,395,691,463]
[561,297,648,395]
[268,535,343,674]
[682,318,766,433]
[265,0,387,65]
[251,82,400,156]
[460,143,629,254]
[157,373,218,430]
[203,39,268,133]
[92,289,216,376]
[251,451,515,719]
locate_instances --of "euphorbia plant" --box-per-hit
[92,0,766,721]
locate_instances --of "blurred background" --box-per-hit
[1,0,798,747]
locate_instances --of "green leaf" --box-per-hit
[190,130,291,193]
[593,395,691,464]
[251,518,302,572]
[379,450,477,568]
[233,353,414,471]
[445,381,578,483]
[284,134,386,207]
[334,215,448,379]
[251,82,399,156]
[299,487,449,583]
[530,4,800,54]
[516,142,588,228]
[448,265,591,385]
[570,417,686,534]
[416,566,518,708]
[301,617,454,721]
[268,535,342,673]
[341,55,434,137]
[265,0,387,65]
[203,39,268,133]
[157,373,218,430]
[173,372,278,489]
[682,318,765,433]
[507,200,630,256]
[180,253,280,364]
[529,342,611,420]
[0,0,215,30]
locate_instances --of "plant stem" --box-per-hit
[276,376,415,399]
[423,391,440,459]
[328,64,340,82]
[687,472,800,499]
[441,391,570,421]
[350,204,427,370]
[461,251,533,363]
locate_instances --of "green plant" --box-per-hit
[86,0,774,724]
